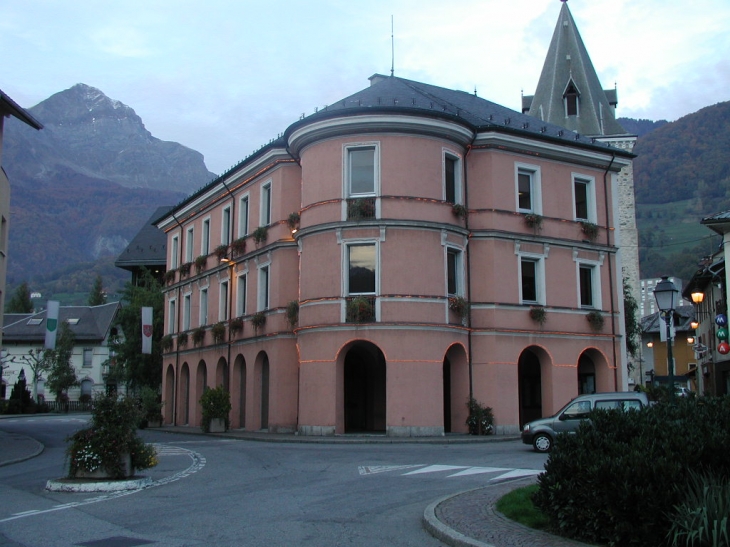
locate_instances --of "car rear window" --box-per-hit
[595,399,643,411]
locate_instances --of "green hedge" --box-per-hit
[533,397,730,547]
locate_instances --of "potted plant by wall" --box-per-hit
[286,301,299,327]
[179,262,192,277]
[287,212,300,233]
[194,255,207,274]
[251,311,266,331]
[228,317,244,336]
[465,397,494,435]
[231,237,246,256]
[347,296,374,323]
[211,321,226,344]
[347,197,375,220]
[586,310,605,331]
[214,244,229,260]
[199,386,231,433]
[253,226,268,245]
[529,306,547,325]
[524,213,543,231]
[177,331,188,348]
[451,203,467,220]
[448,296,469,318]
[163,269,177,285]
[192,326,206,346]
[66,394,158,479]
[161,334,173,352]
[139,386,164,428]
[580,221,599,241]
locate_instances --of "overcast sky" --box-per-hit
[2,0,729,175]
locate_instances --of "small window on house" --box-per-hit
[444,154,461,204]
[348,147,376,196]
[517,168,537,212]
[261,183,272,226]
[237,274,247,317]
[347,244,376,294]
[200,288,208,326]
[171,235,179,269]
[239,195,250,237]
[573,175,595,222]
[83,348,93,368]
[183,294,191,331]
[521,258,539,303]
[579,265,595,308]
[67,318,80,325]
[202,219,210,255]
[185,226,194,263]
[222,206,231,245]
[168,300,177,334]
[258,266,270,310]
[220,280,230,321]
[27,318,43,326]
[564,82,580,116]
[446,248,462,296]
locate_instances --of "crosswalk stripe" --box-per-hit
[447,466,511,477]
[404,465,469,475]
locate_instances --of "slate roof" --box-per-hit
[640,305,696,334]
[0,89,43,130]
[116,206,172,271]
[2,301,120,343]
[701,210,730,235]
[524,2,628,137]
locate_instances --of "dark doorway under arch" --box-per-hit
[443,357,452,433]
[518,349,542,426]
[578,354,596,394]
[344,343,386,433]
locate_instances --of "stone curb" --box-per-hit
[45,477,153,493]
[0,434,44,468]
[423,488,496,547]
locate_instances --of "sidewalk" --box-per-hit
[0,419,589,547]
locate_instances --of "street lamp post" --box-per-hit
[653,276,680,400]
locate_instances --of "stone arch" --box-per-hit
[336,340,386,434]
[253,351,270,430]
[517,345,552,426]
[232,354,246,429]
[164,364,175,424]
[215,356,228,391]
[179,362,190,425]
[195,359,207,427]
[578,347,612,393]
[443,343,469,434]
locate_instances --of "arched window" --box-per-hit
[564,81,580,116]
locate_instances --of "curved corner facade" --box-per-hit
[157,77,631,436]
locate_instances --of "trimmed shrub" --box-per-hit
[668,471,730,547]
[533,397,730,547]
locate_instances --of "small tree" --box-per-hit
[6,282,33,313]
[8,348,51,401]
[88,275,106,306]
[46,321,78,400]
[623,279,640,357]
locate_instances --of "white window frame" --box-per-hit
[168,298,177,334]
[185,226,194,263]
[258,264,270,311]
[445,246,464,297]
[572,173,596,223]
[260,182,272,226]
[83,348,93,368]
[239,194,250,238]
[577,262,601,309]
[182,292,191,331]
[236,273,247,317]
[344,240,379,296]
[219,280,230,321]
[515,163,542,214]
[170,234,180,270]
[443,150,463,205]
[201,217,211,256]
[519,256,544,305]
[199,288,208,327]
[344,143,379,198]
[221,205,232,245]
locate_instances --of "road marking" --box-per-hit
[361,463,543,482]
[358,465,424,475]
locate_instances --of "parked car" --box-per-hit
[521,391,650,453]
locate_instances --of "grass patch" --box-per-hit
[495,484,550,530]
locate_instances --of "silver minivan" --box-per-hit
[521,391,649,453]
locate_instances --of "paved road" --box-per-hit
[0,416,548,547]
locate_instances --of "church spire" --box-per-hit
[523,1,627,136]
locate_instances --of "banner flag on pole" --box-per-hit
[142,307,153,354]
[45,300,60,350]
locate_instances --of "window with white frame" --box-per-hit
[261,183,272,226]
[239,195,249,237]
[171,235,179,269]
[446,248,463,296]
[444,152,462,204]
[200,288,208,326]
[578,264,597,308]
[346,145,377,196]
[83,348,93,368]
[237,274,247,317]
[168,299,177,334]
[573,175,595,222]
[222,206,231,245]
[520,257,542,304]
[183,293,191,331]
[201,218,210,255]
[347,243,376,295]
[516,164,540,213]
[564,81,580,117]
[258,265,270,310]
[220,280,229,321]
[185,226,194,263]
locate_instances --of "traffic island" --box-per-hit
[46,476,152,493]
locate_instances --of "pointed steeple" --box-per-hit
[523,1,627,136]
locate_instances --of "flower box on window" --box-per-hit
[346,197,376,220]
[346,296,375,323]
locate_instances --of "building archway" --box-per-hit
[578,353,596,394]
[232,354,246,429]
[578,348,612,392]
[164,364,175,424]
[518,347,546,426]
[443,343,469,434]
[254,352,270,430]
[195,360,207,427]
[179,363,190,425]
[215,357,228,391]
[342,341,386,433]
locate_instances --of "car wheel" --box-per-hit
[533,433,552,453]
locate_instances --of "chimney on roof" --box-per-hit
[369,74,389,86]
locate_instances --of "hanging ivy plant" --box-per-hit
[586,310,605,331]
[211,322,226,343]
[251,311,266,331]
[452,203,467,220]
[529,306,547,325]
[524,213,543,230]
[192,326,206,346]
[286,301,299,327]
[580,221,599,241]
[253,226,268,245]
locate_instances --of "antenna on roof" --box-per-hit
[390,15,395,77]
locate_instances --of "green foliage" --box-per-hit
[108,269,164,391]
[199,386,231,433]
[252,226,268,244]
[6,281,33,313]
[66,394,158,478]
[529,306,547,325]
[87,275,106,306]
[586,310,604,331]
[286,301,299,327]
[496,485,549,530]
[448,296,469,318]
[347,297,374,323]
[466,397,494,435]
[211,322,226,343]
[192,326,206,346]
[668,471,730,547]
[139,385,163,423]
[623,280,640,357]
[533,397,730,547]
[46,321,78,398]
[6,372,35,414]
[251,311,266,330]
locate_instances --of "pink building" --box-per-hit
[156,70,633,436]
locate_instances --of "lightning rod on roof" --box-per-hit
[391,15,395,77]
